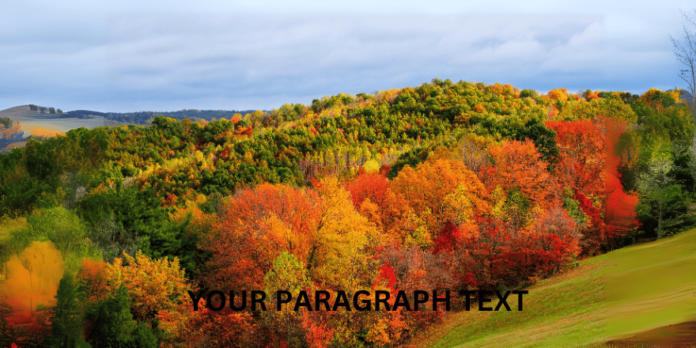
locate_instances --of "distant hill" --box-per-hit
[0,105,103,137]
[0,104,66,119]
[680,89,694,105]
[0,105,45,118]
[0,105,266,152]
[0,105,263,126]
[80,109,263,125]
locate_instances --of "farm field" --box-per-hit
[0,105,105,138]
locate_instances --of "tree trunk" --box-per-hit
[657,199,663,239]
[692,103,696,154]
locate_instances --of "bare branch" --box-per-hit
[672,8,696,142]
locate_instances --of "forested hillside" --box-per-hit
[0,79,693,347]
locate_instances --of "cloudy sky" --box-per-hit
[1,0,694,112]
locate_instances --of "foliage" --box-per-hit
[1,80,682,347]
[84,285,158,348]
[392,159,489,238]
[51,276,89,348]
[482,140,559,211]
[105,251,189,323]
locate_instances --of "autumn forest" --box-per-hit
[0,79,693,347]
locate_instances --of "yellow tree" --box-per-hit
[391,159,490,238]
[105,251,189,325]
[1,241,64,314]
[312,176,381,291]
[0,118,23,143]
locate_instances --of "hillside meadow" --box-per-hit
[408,227,696,348]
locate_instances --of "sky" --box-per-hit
[1,0,695,112]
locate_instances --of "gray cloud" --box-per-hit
[0,1,694,112]
[104,16,607,100]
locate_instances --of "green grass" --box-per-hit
[410,228,696,348]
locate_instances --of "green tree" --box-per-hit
[24,139,58,180]
[264,252,310,301]
[0,117,12,129]
[84,285,157,348]
[51,276,91,348]
[263,252,311,347]
[637,145,684,238]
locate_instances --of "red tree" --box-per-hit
[432,221,462,254]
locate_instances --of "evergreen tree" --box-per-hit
[51,276,90,348]
[84,286,157,348]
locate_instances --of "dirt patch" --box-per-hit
[606,321,696,347]
[27,126,65,137]
[6,141,26,149]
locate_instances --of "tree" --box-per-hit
[432,221,462,254]
[311,176,381,291]
[1,241,65,318]
[264,252,310,309]
[105,251,189,324]
[51,276,89,348]
[482,140,560,210]
[23,139,58,180]
[392,159,490,237]
[603,118,640,247]
[262,252,311,347]
[84,285,158,348]
[78,259,109,302]
[346,172,390,209]
[456,134,492,174]
[671,9,696,148]
[545,120,605,199]
[346,172,412,242]
[207,179,378,292]
[458,217,575,291]
[637,145,682,239]
[206,183,322,290]
[0,118,24,148]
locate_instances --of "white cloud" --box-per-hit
[540,20,605,72]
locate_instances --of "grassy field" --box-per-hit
[0,105,105,138]
[407,228,696,348]
[13,115,105,136]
